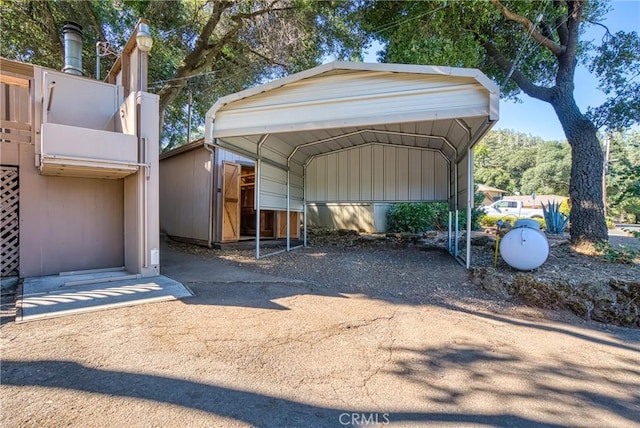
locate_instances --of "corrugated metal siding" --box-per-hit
[306,144,447,203]
[214,148,303,212]
[307,202,393,233]
[307,203,374,232]
[213,71,489,137]
[159,146,212,242]
[259,163,303,211]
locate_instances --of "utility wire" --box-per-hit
[148,69,222,88]
[500,0,548,89]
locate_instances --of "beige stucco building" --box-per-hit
[0,21,159,280]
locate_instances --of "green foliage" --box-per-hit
[479,215,545,230]
[595,242,639,264]
[605,218,616,229]
[605,130,640,223]
[453,208,486,233]
[559,198,571,216]
[542,201,570,234]
[474,130,570,196]
[0,1,364,150]
[351,0,638,244]
[623,228,640,238]
[520,143,571,196]
[387,187,485,233]
[386,202,448,233]
[587,31,640,131]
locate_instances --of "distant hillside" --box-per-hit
[474,129,570,196]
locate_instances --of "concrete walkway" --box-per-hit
[19,271,191,323]
[15,240,301,323]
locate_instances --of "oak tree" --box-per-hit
[0,0,362,149]
[354,0,640,244]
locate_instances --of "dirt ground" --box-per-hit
[1,241,639,427]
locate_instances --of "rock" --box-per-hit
[565,298,592,319]
[470,270,640,326]
[469,268,511,299]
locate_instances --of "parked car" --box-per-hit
[481,199,544,218]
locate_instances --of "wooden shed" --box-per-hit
[160,140,299,246]
[162,61,499,267]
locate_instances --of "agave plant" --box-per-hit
[542,201,570,234]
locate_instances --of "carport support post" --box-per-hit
[303,164,308,247]
[454,211,459,257]
[286,167,290,251]
[448,211,452,253]
[454,160,459,257]
[466,147,474,269]
[255,158,261,259]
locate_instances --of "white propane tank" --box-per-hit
[514,218,541,230]
[499,222,549,270]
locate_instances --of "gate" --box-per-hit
[1,167,19,277]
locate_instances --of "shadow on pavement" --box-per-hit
[181,280,347,310]
[384,344,640,425]
[442,302,640,350]
[0,359,564,428]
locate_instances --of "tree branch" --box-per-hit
[84,1,106,42]
[245,46,290,69]
[556,0,583,81]
[230,1,287,22]
[586,19,612,40]
[158,2,232,110]
[539,21,555,41]
[35,1,64,64]
[483,41,554,102]
[553,1,570,47]
[490,0,565,56]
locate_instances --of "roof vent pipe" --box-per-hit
[62,21,83,75]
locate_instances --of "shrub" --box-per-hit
[605,218,616,229]
[386,202,448,233]
[559,198,571,216]
[479,215,545,229]
[595,242,640,264]
[542,201,570,234]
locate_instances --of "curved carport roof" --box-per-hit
[205,61,499,265]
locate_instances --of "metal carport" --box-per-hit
[205,61,499,267]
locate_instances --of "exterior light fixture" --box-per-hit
[136,23,153,52]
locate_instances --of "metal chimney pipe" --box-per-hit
[62,21,83,75]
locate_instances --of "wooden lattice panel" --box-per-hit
[1,167,19,277]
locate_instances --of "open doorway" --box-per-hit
[219,153,301,244]
[239,165,275,239]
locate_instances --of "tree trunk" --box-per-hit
[551,88,608,243]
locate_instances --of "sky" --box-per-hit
[361,1,640,142]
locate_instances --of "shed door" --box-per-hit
[1,167,19,277]
[222,161,241,242]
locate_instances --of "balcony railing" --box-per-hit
[39,70,140,179]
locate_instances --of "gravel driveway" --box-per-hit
[1,242,639,427]
[213,245,517,313]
